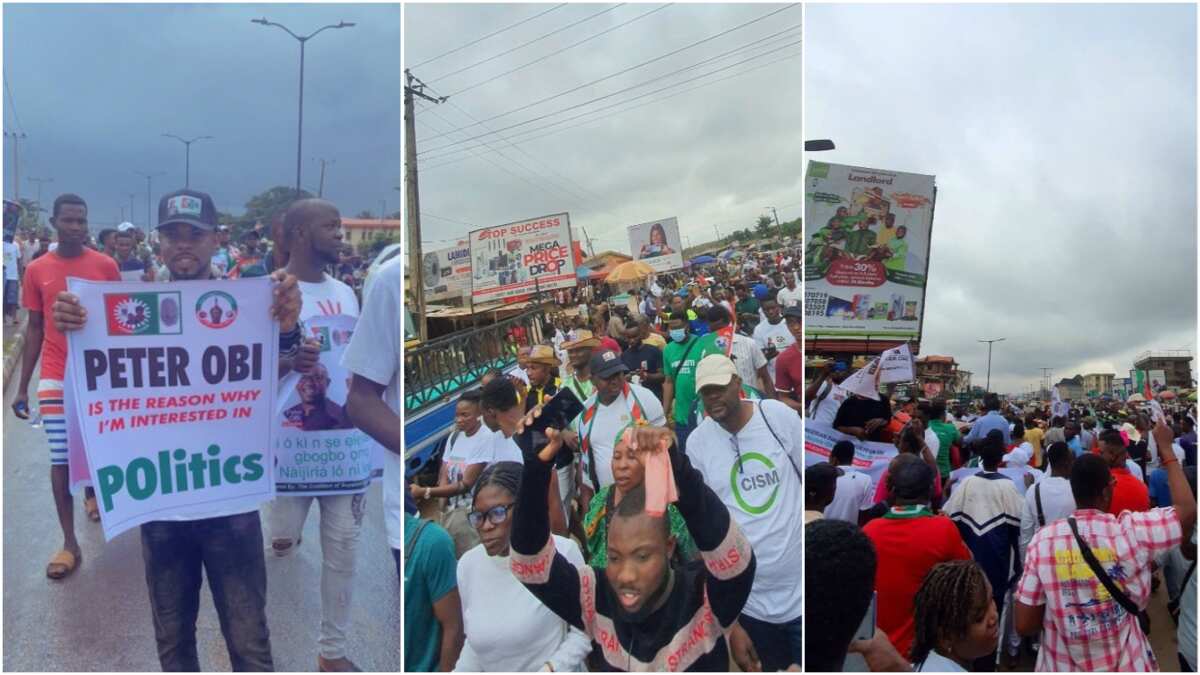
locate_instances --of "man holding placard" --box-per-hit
[53,188,303,671]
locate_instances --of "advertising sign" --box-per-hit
[422,239,471,302]
[65,278,279,540]
[275,314,385,495]
[469,213,575,303]
[804,161,936,340]
[627,217,684,273]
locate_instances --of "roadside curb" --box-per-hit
[4,321,25,385]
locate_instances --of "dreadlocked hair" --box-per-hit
[472,461,523,504]
[910,560,989,669]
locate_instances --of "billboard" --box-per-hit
[628,217,683,273]
[468,213,575,304]
[421,239,471,302]
[804,161,936,341]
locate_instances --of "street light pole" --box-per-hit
[135,171,166,230]
[128,193,137,227]
[252,18,355,197]
[27,177,53,223]
[765,206,780,227]
[162,134,213,188]
[977,337,1006,393]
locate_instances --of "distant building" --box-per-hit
[342,218,401,248]
[1055,375,1085,401]
[1132,350,1194,389]
[1081,373,1116,398]
[915,355,959,398]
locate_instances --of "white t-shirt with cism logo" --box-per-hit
[686,398,803,623]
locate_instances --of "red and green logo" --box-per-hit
[195,291,238,329]
[104,292,183,336]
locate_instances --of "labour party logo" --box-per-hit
[728,452,781,515]
[195,291,238,329]
[104,292,183,336]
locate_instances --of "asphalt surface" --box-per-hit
[3,363,400,672]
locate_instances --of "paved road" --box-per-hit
[3,364,400,672]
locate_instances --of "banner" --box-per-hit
[840,357,883,400]
[274,314,385,495]
[878,343,915,384]
[628,217,684,273]
[421,239,471,302]
[65,278,279,540]
[1051,386,1070,418]
[804,421,897,492]
[804,162,936,340]
[469,213,575,303]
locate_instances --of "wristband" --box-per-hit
[424,486,431,500]
[1162,458,1179,468]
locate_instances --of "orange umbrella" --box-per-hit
[605,260,655,284]
[1159,390,1177,400]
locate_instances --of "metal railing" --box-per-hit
[404,307,546,413]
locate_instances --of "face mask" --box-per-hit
[669,328,687,343]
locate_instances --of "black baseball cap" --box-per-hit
[157,188,218,231]
[783,305,804,320]
[590,349,628,379]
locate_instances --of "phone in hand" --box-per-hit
[529,387,585,434]
[12,400,29,419]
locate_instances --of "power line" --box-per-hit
[421,30,802,157]
[445,4,673,98]
[428,4,626,83]
[409,3,568,69]
[422,47,800,172]
[419,3,798,145]
[420,212,476,229]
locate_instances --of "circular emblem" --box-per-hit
[728,452,781,515]
[113,297,152,333]
[195,291,238,329]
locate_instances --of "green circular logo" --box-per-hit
[728,451,780,515]
[195,291,238,329]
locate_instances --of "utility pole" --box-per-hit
[713,224,722,241]
[580,227,595,257]
[314,158,335,197]
[4,131,26,200]
[128,193,138,227]
[162,134,213,188]
[135,171,166,231]
[766,206,781,227]
[405,69,444,343]
[977,337,1005,393]
[1040,367,1053,399]
[27,176,53,223]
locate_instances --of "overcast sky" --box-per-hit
[807,3,1197,395]
[3,3,400,228]
[404,2,801,254]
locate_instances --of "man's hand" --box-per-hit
[11,392,30,419]
[849,628,911,672]
[52,291,88,333]
[409,483,427,501]
[1153,417,1176,460]
[728,621,761,672]
[269,270,301,333]
[141,267,156,282]
[292,338,321,375]
[864,418,886,435]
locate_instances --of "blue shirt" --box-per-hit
[1068,436,1084,457]
[963,410,1011,446]
[1149,467,1171,507]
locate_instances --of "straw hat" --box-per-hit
[562,329,602,351]
[527,344,561,367]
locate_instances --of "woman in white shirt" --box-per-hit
[454,462,591,672]
[910,560,999,672]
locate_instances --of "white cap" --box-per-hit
[117,222,136,232]
[695,353,738,390]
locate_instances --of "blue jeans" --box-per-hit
[739,612,802,672]
[141,511,274,671]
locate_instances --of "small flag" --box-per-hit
[104,292,183,336]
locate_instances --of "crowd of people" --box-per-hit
[805,358,1198,673]
[405,242,809,671]
[3,192,400,671]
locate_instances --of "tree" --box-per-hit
[755,215,774,234]
[238,186,314,236]
[15,198,40,233]
[355,210,375,219]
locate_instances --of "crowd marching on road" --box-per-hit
[405,242,810,672]
[2,193,400,672]
[804,355,1198,673]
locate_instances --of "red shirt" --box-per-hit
[773,343,803,396]
[21,248,120,380]
[863,507,971,658]
[1107,467,1150,515]
[598,336,622,354]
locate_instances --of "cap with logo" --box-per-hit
[695,353,738,390]
[589,349,628,379]
[117,221,137,233]
[158,188,218,232]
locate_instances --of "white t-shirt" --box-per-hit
[443,425,496,510]
[455,536,591,672]
[570,383,666,491]
[808,381,848,425]
[776,285,802,308]
[4,241,19,281]
[340,257,401,549]
[824,467,874,524]
[489,432,525,464]
[687,399,804,623]
[298,273,360,321]
[752,318,795,385]
[727,333,767,392]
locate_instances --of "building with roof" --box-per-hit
[342,217,401,249]
[915,355,959,398]
[1081,373,1116,398]
[1132,350,1193,389]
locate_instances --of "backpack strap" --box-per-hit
[1169,560,1197,615]
[756,400,802,481]
[403,519,433,575]
[1035,482,1046,528]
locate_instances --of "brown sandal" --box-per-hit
[46,549,80,580]
[84,496,100,522]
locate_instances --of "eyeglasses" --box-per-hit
[468,503,515,529]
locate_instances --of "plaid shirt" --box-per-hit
[1015,507,1182,672]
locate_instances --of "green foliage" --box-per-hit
[755,215,774,233]
[236,186,314,237]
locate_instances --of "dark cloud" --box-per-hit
[806,3,1197,394]
[3,3,400,227]
[404,3,801,253]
